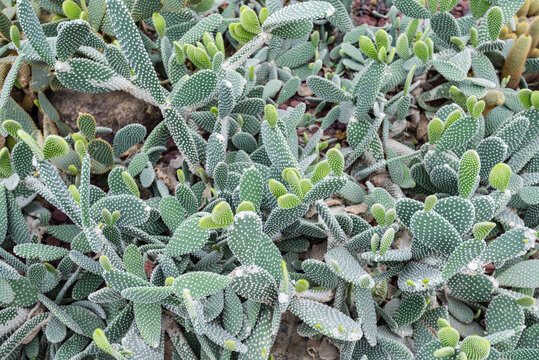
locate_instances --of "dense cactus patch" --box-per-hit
[0,0,538,359]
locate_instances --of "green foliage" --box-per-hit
[458,150,480,199]
[289,298,362,341]
[43,135,70,159]
[489,163,511,191]
[172,69,217,108]
[0,0,538,357]
[438,326,460,348]
[166,215,210,256]
[461,335,491,359]
[14,243,69,261]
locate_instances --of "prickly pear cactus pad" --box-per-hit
[0,0,538,359]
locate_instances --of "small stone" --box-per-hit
[305,204,317,219]
[297,85,313,97]
[168,153,183,168]
[344,204,368,215]
[317,337,339,359]
[308,242,328,262]
[371,174,389,188]
[325,199,342,207]
[390,119,407,136]
[48,90,162,142]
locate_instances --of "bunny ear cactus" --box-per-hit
[427,317,493,359]
[229,6,262,44]
[489,163,512,191]
[458,150,481,199]
[460,336,491,360]
[0,0,539,358]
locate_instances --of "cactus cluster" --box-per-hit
[0,0,538,359]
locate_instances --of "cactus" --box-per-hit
[0,0,537,358]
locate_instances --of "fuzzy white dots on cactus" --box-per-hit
[54,61,72,73]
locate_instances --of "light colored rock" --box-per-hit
[317,338,339,360]
[344,204,368,215]
[48,90,162,142]
[298,84,314,97]
[326,199,342,207]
